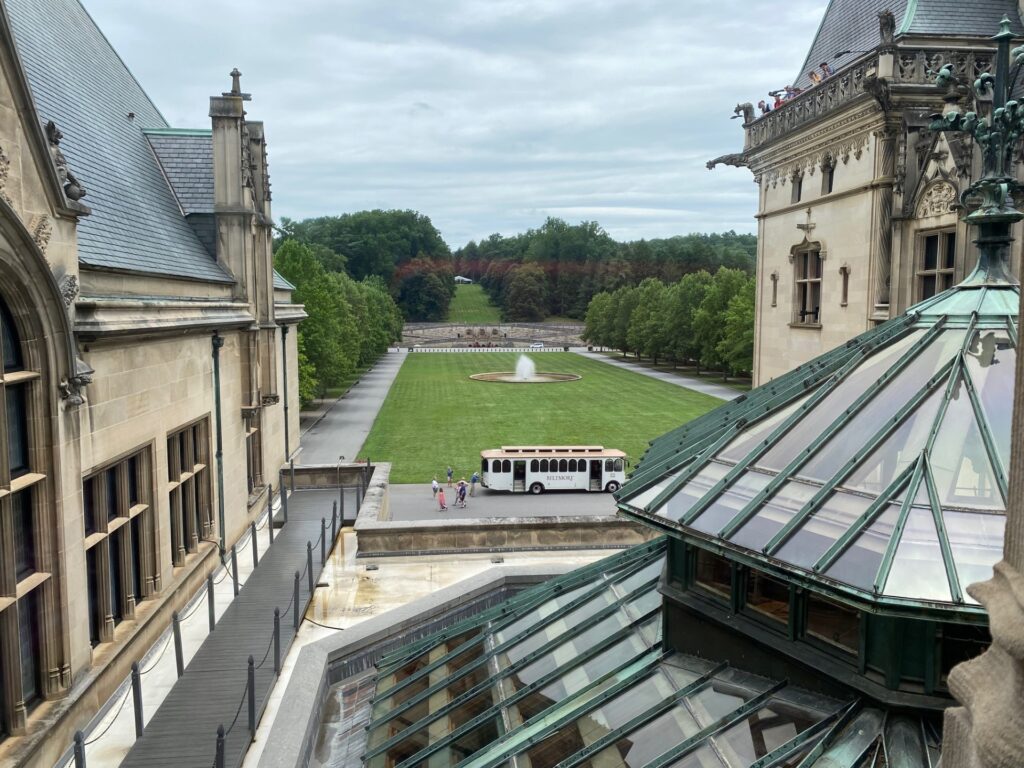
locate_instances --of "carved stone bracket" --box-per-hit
[59,357,94,408]
[30,214,52,258]
[0,143,12,207]
[260,394,280,406]
[58,274,79,307]
[45,121,87,202]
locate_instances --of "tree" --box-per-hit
[502,264,548,321]
[611,285,640,355]
[395,259,453,321]
[717,276,756,376]
[583,291,614,348]
[692,268,750,373]
[665,270,713,366]
[626,278,670,363]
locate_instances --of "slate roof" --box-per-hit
[146,130,214,216]
[794,0,1023,89]
[4,0,232,283]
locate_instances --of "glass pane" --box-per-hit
[694,549,731,598]
[623,466,688,511]
[612,559,663,600]
[500,589,617,666]
[816,387,942,495]
[929,381,1003,509]
[965,330,1014,469]
[944,233,956,269]
[1,299,21,371]
[718,397,808,464]
[805,594,859,653]
[130,514,144,602]
[713,701,821,765]
[106,468,119,521]
[666,745,726,768]
[757,331,925,471]
[944,511,1004,602]
[84,477,97,536]
[921,274,936,300]
[745,571,790,626]
[87,546,101,647]
[590,703,701,768]
[660,462,730,521]
[884,508,951,602]
[924,236,938,271]
[109,532,125,623]
[6,384,28,476]
[775,492,872,569]
[493,582,594,645]
[688,471,772,536]
[128,456,140,505]
[13,489,35,580]
[730,480,819,551]
[826,505,900,590]
[505,612,629,684]
[18,589,40,706]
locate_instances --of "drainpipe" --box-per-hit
[281,325,290,460]
[212,332,227,557]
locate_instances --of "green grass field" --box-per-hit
[359,352,724,484]
[446,284,502,325]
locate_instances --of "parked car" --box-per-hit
[529,342,544,349]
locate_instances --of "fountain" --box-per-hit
[470,354,581,384]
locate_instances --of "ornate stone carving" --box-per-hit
[58,274,78,307]
[878,10,895,46]
[706,153,748,171]
[895,50,993,86]
[864,72,891,112]
[240,121,253,190]
[261,393,280,406]
[59,357,94,407]
[917,180,958,217]
[29,214,51,256]
[0,143,12,207]
[734,102,755,125]
[45,121,86,201]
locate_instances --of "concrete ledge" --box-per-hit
[285,462,377,489]
[257,563,571,768]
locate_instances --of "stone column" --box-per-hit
[870,130,896,319]
[942,281,1024,767]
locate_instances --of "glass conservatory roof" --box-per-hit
[362,542,943,768]
[617,281,1018,609]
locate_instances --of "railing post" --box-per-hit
[247,655,256,741]
[340,486,345,522]
[251,522,259,569]
[321,518,326,566]
[207,574,216,632]
[231,545,239,597]
[268,485,275,544]
[172,611,184,678]
[215,724,225,768]
[293,571,300,629]
[331,505,338,548]
[306,541,314,595]
[280,469,289,523]
[273,607,281,676]
[73,731,86,768]
[131,662,144,738]
[289,458,296,491]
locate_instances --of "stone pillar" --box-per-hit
[870,130,896,320]
[210,71,251,303]
[942,283,1024,767]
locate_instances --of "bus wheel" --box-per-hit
[529,482,544,495]
[605,481,620,493]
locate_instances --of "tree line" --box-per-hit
[274,240,404,406]
[583,268,756,377]
[280,210,456,322]
[455,218,756,322]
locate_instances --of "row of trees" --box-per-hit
[457,219,756,322]
[274,240,404,406]
[583,268,756,377]
[280,210,455,321]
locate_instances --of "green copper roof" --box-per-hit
[618,280,1018,610]
[362,542,943,767]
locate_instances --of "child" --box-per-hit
[437,487,448,511]
[446,465,454,487]
[432,477,439,498]
[457,482,468,508]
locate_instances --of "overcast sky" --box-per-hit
[83,0,824,248]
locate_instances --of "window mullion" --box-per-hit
[0,608,25,732]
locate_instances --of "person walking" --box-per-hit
[432,476,439,498]
[437,487,448,511]
[457,481,467,508]
[446,465,454,487]
[470,471,479,496]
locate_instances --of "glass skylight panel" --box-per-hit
[687,470,771,535]
[824,505,900,591]
[709,699,824,766]
[499,590,619,667]
[964,329,1015,469]
[658,462,730,521]
[728,480,819,551]
[883,508,951,603]
[716,396,809,464]
[945,510,1005,601]
[493,582,602,646]
[623,466,689,511]
[774,491,873,568]
[587,702,702,768]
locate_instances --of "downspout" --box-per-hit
[281,325,290,460]
[212,332,227,557]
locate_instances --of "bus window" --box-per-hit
[559,459,568,472]
[482,458,488,474]
[614,459,624,472]
[605,459,614,472]
[531,459,539,472]
[540,459,548,472]
[502,459,511,473]
[568,459,576,472]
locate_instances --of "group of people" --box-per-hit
[758,61,834,115]
[431,465,480,511]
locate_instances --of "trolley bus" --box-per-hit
[480,446,627,494]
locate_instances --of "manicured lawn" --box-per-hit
[447,284,501,325]
[359,352,724,484]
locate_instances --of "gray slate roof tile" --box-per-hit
[5,0,233,284]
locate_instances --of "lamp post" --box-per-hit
[931,17,1024,768]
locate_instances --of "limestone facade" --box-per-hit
[717,9,1024,384]
[0,5,304,766]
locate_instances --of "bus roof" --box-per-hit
[481,446,626,458]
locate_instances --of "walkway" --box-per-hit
[119,489,341,768]
[301,351,407,464]
[572,350,742,401]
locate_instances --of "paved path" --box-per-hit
[572,350,741,401]
[387,483,616,520]
[301,351,407,464]
[120,489,340,768]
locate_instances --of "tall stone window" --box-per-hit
[839,264,851,307]
[820,157,835,195]
[0,297,59,734]
[793,249,823,325]
[244,410,263,497]
[916,230,956,301]
[167,419,212,567]
[790,171,803,204]
[83,449,155,646]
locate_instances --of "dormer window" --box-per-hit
[805,593,859,654]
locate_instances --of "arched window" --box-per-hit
[502,460,511,473]
[568,459,577,472]
[606,459,614,472]
[559,459,568,472]
[530,459,538,472]
[0,296,55,733]
[540,459,548,472]
[614,459,624,472]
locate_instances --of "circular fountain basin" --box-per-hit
[470,371,581,383]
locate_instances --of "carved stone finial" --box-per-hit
[230,68,242,95]
[878,10,895,45]
[45,120,86,201]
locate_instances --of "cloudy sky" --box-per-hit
[83,0,825,248]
